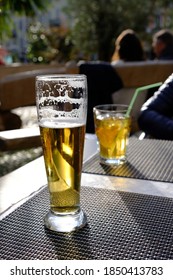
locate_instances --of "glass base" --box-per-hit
[44,208,87,233]
[100,156,126,166]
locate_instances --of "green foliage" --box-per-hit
[63,0,173,61]
[0,0,51,40]
[26,22,74,63]
[1,0,173,62]
[26,22,57,63]
[0,0,50,16]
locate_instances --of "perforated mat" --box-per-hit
[0,186,173,259]
[83,138,173,182]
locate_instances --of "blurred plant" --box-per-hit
[27,22,74,63]
[26,22,56,63]
[0,0,51,40]
[46,25,74,62]
[63,0,173,61]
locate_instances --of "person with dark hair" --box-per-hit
[147,29,173,99]
[111,29,145,63]
[152,29,173,60]
[138,74,173,140]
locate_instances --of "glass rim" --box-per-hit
[36,74,86,81]
[93,104,129,112]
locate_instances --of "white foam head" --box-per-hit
[36,75,87,125]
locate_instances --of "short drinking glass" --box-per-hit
[93,104,131,166]
[36,74,87,232]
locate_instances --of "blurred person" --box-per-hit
[147,29,173,99]
[111,29,145,64]
[138,73,173,140]
[152,29,173,60]
[0,46,7,65]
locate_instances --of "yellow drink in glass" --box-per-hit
[93,105,131,166]
[36,74,87,232]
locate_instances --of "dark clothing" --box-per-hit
[158,46,173,60]
[78,62,123,133]
[138,73,173,140]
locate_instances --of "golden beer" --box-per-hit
[40,123,85,214]
[36,74,87,232]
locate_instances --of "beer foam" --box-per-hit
[36,77,87,122]
[38,96,83,105]
[39,118,85,128]
[39,107,84,118]
[36,75,86,89]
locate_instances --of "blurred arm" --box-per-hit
[138,74,173,140]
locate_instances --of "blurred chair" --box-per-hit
[0,67,65,150]
[78,61,123,133]
[0,67,65,111]
[0,67,67,175]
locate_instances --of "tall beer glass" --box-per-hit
[36,75,87,232]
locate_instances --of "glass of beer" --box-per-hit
[93,104,131,166]
[36,75,87,232]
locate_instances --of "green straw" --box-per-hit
[125,82,162,118]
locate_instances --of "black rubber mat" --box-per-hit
[0,186,173,259]
[83,138,173,182]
